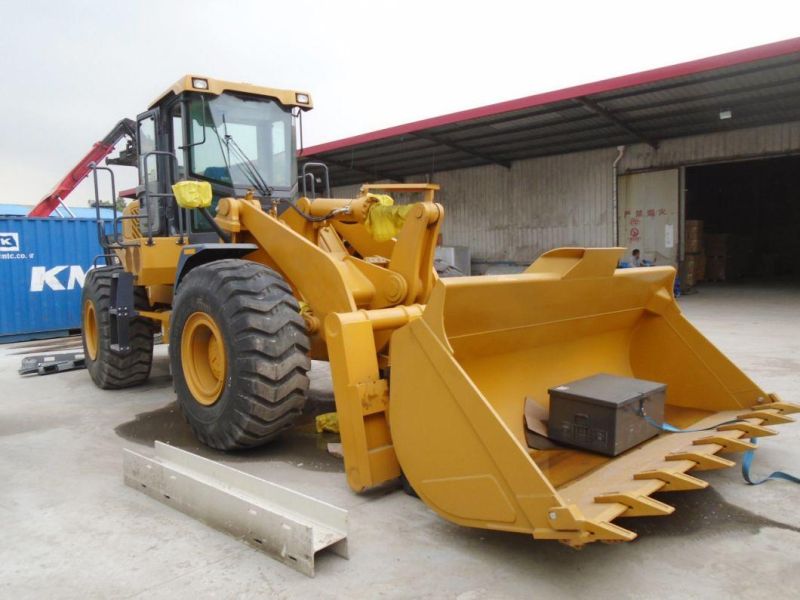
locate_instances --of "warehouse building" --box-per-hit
[301,37,800,284]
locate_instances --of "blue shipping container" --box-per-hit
[0,217,107,342]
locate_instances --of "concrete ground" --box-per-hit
[1,282,799,599]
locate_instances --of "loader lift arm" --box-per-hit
[28,118,137,217]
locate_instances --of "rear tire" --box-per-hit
[81,266,154,389]
[170,259,310,450]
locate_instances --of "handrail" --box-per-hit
[302,162,331,198]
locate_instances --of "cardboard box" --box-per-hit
[694,253,706,281]
[681,254,700,287]
[685,237,703,254]
[684,221,703,254]
[685,220,703,239]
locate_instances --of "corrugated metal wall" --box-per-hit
[622,121,800,172]
[331,120,800,265]
[431,148,615,263]
[333,149,615,264]
[329,183,365,199]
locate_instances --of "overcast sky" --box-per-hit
[1,0,798,207]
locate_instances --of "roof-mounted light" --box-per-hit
[295,93,310,105]
[192,78,209,90]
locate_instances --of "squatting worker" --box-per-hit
[631,248,642,267]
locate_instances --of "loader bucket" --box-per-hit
[389,248,797,545]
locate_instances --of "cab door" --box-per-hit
[136,108,164,237]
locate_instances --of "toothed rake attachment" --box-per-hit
[548,399,798,546]
[386,248,799,546]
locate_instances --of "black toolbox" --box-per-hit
[547,374,666,456]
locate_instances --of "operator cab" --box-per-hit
[135,75,312,241]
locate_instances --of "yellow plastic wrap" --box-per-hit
[315,412,340,433]
[364,194,410,242]
[172,180,213,209]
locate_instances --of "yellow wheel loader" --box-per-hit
[81,75,797,547]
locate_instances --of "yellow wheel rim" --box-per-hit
[181,311,227,406]
[83,299,99,361]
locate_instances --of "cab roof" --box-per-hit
[148,75,313,111]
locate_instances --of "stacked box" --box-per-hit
[681,220,705,290]
[704,233,727,281]
[684,220,703,254]
[694,253,707,282]
[681,254,699,288]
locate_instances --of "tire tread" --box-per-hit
[81,266,154,389]
[171,259,310,450]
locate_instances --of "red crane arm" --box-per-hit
[28,119,136,217]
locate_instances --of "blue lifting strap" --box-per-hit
[642,413,799,486]
[741,438,800,485]
[642,414,741,433]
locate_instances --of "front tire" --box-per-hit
[170,259,310,450]
[81,266,154,389]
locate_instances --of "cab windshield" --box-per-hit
[188,93,295,193]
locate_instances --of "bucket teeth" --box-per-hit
[666,451,736,471]
[765,402,800,415]
[595,492,674,517]
[580,520,637,543]
[535,505,637,545]
[718,422,776,437]
[764,395,800,414]
[634,469,709,491]
[692,435,757,453]
[546,400,795,547]
[737,409,795,426]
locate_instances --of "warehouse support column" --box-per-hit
[611,145,626,245]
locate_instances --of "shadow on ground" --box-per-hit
[115,399,342,473]
[618,487,800,537]
[114,347,800,560]
[402,485,800,576]
[114,351,341,471]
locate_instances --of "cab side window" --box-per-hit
[137,114,161,234]
[138,115,158,190]
[171,109,185,179]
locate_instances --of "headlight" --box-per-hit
[192,78,209,90]
[295,93,310,104]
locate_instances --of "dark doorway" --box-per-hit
[685,155,800,282]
